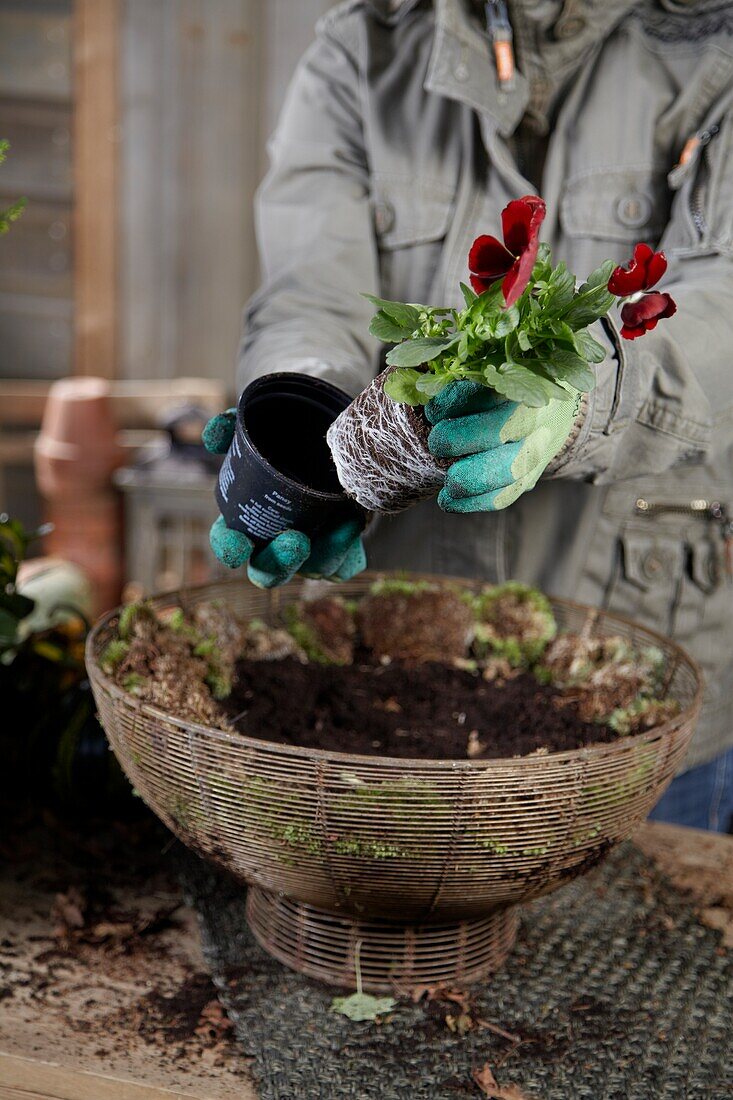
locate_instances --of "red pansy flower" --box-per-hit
[620,291,677,340]
[608,242,667,296]
[468,195,547,308]
[609,242,677,339]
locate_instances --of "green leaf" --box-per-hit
[383,368,428,405]
[362,294,420,333]
[581,259,616,294]
[474,280,506,313]
[490,305,520,338]
[482,362,504,389]
[492,364,565,407]
[548,320,578,345]
[415,373,449,398]
[562,260,616,329]
[385,335,458,369]
[369,310,411,343]
[459,281,477,308]
[541,348,595,392]
[543,262,576,313]
[0,608,19,646]
[0,196,26,236]
[331,992,397,1022]
[563,288,615,329]
[0,517,30,561]
[517,330,533,352]
[574,329,608,364]
[0,591,35,620]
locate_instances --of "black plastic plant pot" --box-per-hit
[216,372,364,545]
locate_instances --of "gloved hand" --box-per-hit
[203,409,367,588]
[425,381,582,513]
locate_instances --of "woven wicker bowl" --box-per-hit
[87,573,702,991]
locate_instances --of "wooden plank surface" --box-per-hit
[0,823,257,1100]
[73,0,119,378]
[0,379,225,427]
[635,821,733,946]
[118,0,338,386]
[119,0,263,384]
[0,1052,243,1100]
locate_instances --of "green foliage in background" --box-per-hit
[0,516,131,816]
[0,140,27,236]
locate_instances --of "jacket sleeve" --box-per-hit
[237,18,380,399]
[549,117,733,484]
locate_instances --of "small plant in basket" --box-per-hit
[327,196,676,512]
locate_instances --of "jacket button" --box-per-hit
[642,549,669,581]
[616,193,652,229]
[374,201,395,236]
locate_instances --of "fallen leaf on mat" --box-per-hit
[331,991,396,1022]
[446,1011,473,1035]
[700,906,733,948]
[473,1062,529,1099]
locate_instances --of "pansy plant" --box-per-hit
[367,195,677,408]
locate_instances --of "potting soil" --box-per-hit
[222,658,617,759]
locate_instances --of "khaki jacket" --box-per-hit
[239,0,733,768]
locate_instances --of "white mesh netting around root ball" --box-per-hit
[327,372,445,514]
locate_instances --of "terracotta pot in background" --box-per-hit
[35,378,125,615]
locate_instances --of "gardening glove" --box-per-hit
[202,409,367,588]
[426,381,583,513]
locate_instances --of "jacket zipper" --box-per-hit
[689,125,720,236]
[635,497,733,579]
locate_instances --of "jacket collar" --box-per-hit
[366,0,426,23]
[424,0,637,136]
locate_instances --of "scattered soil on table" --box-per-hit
[134,970,234,1050]
[223,658,616,759]
[1,808,247,1080]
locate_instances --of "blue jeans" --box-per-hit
[648,747,733,832]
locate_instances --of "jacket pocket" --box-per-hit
[372,176,454,301]
[561,165,670,246]
[604,523,686,638]
[663,93,733,257]
[600,488,731,721]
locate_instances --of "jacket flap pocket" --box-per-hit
[620,528,686,591]
[373,177,454,249]
[562,166,669,243]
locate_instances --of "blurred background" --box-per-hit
[0,0,333,813]
[0,0,334,601]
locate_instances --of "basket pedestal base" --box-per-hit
[246,887,519,993]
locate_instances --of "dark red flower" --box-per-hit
[620,291,677,340]
[468,195,546,308]
[608,243,667,297]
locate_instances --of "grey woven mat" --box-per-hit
[178,844,732,1100]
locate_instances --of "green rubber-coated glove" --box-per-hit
[203,409,367,588]
[426,381,582,513]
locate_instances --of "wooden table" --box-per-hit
[1,822,731,1100]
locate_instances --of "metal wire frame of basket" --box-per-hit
[86,573,703,992]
